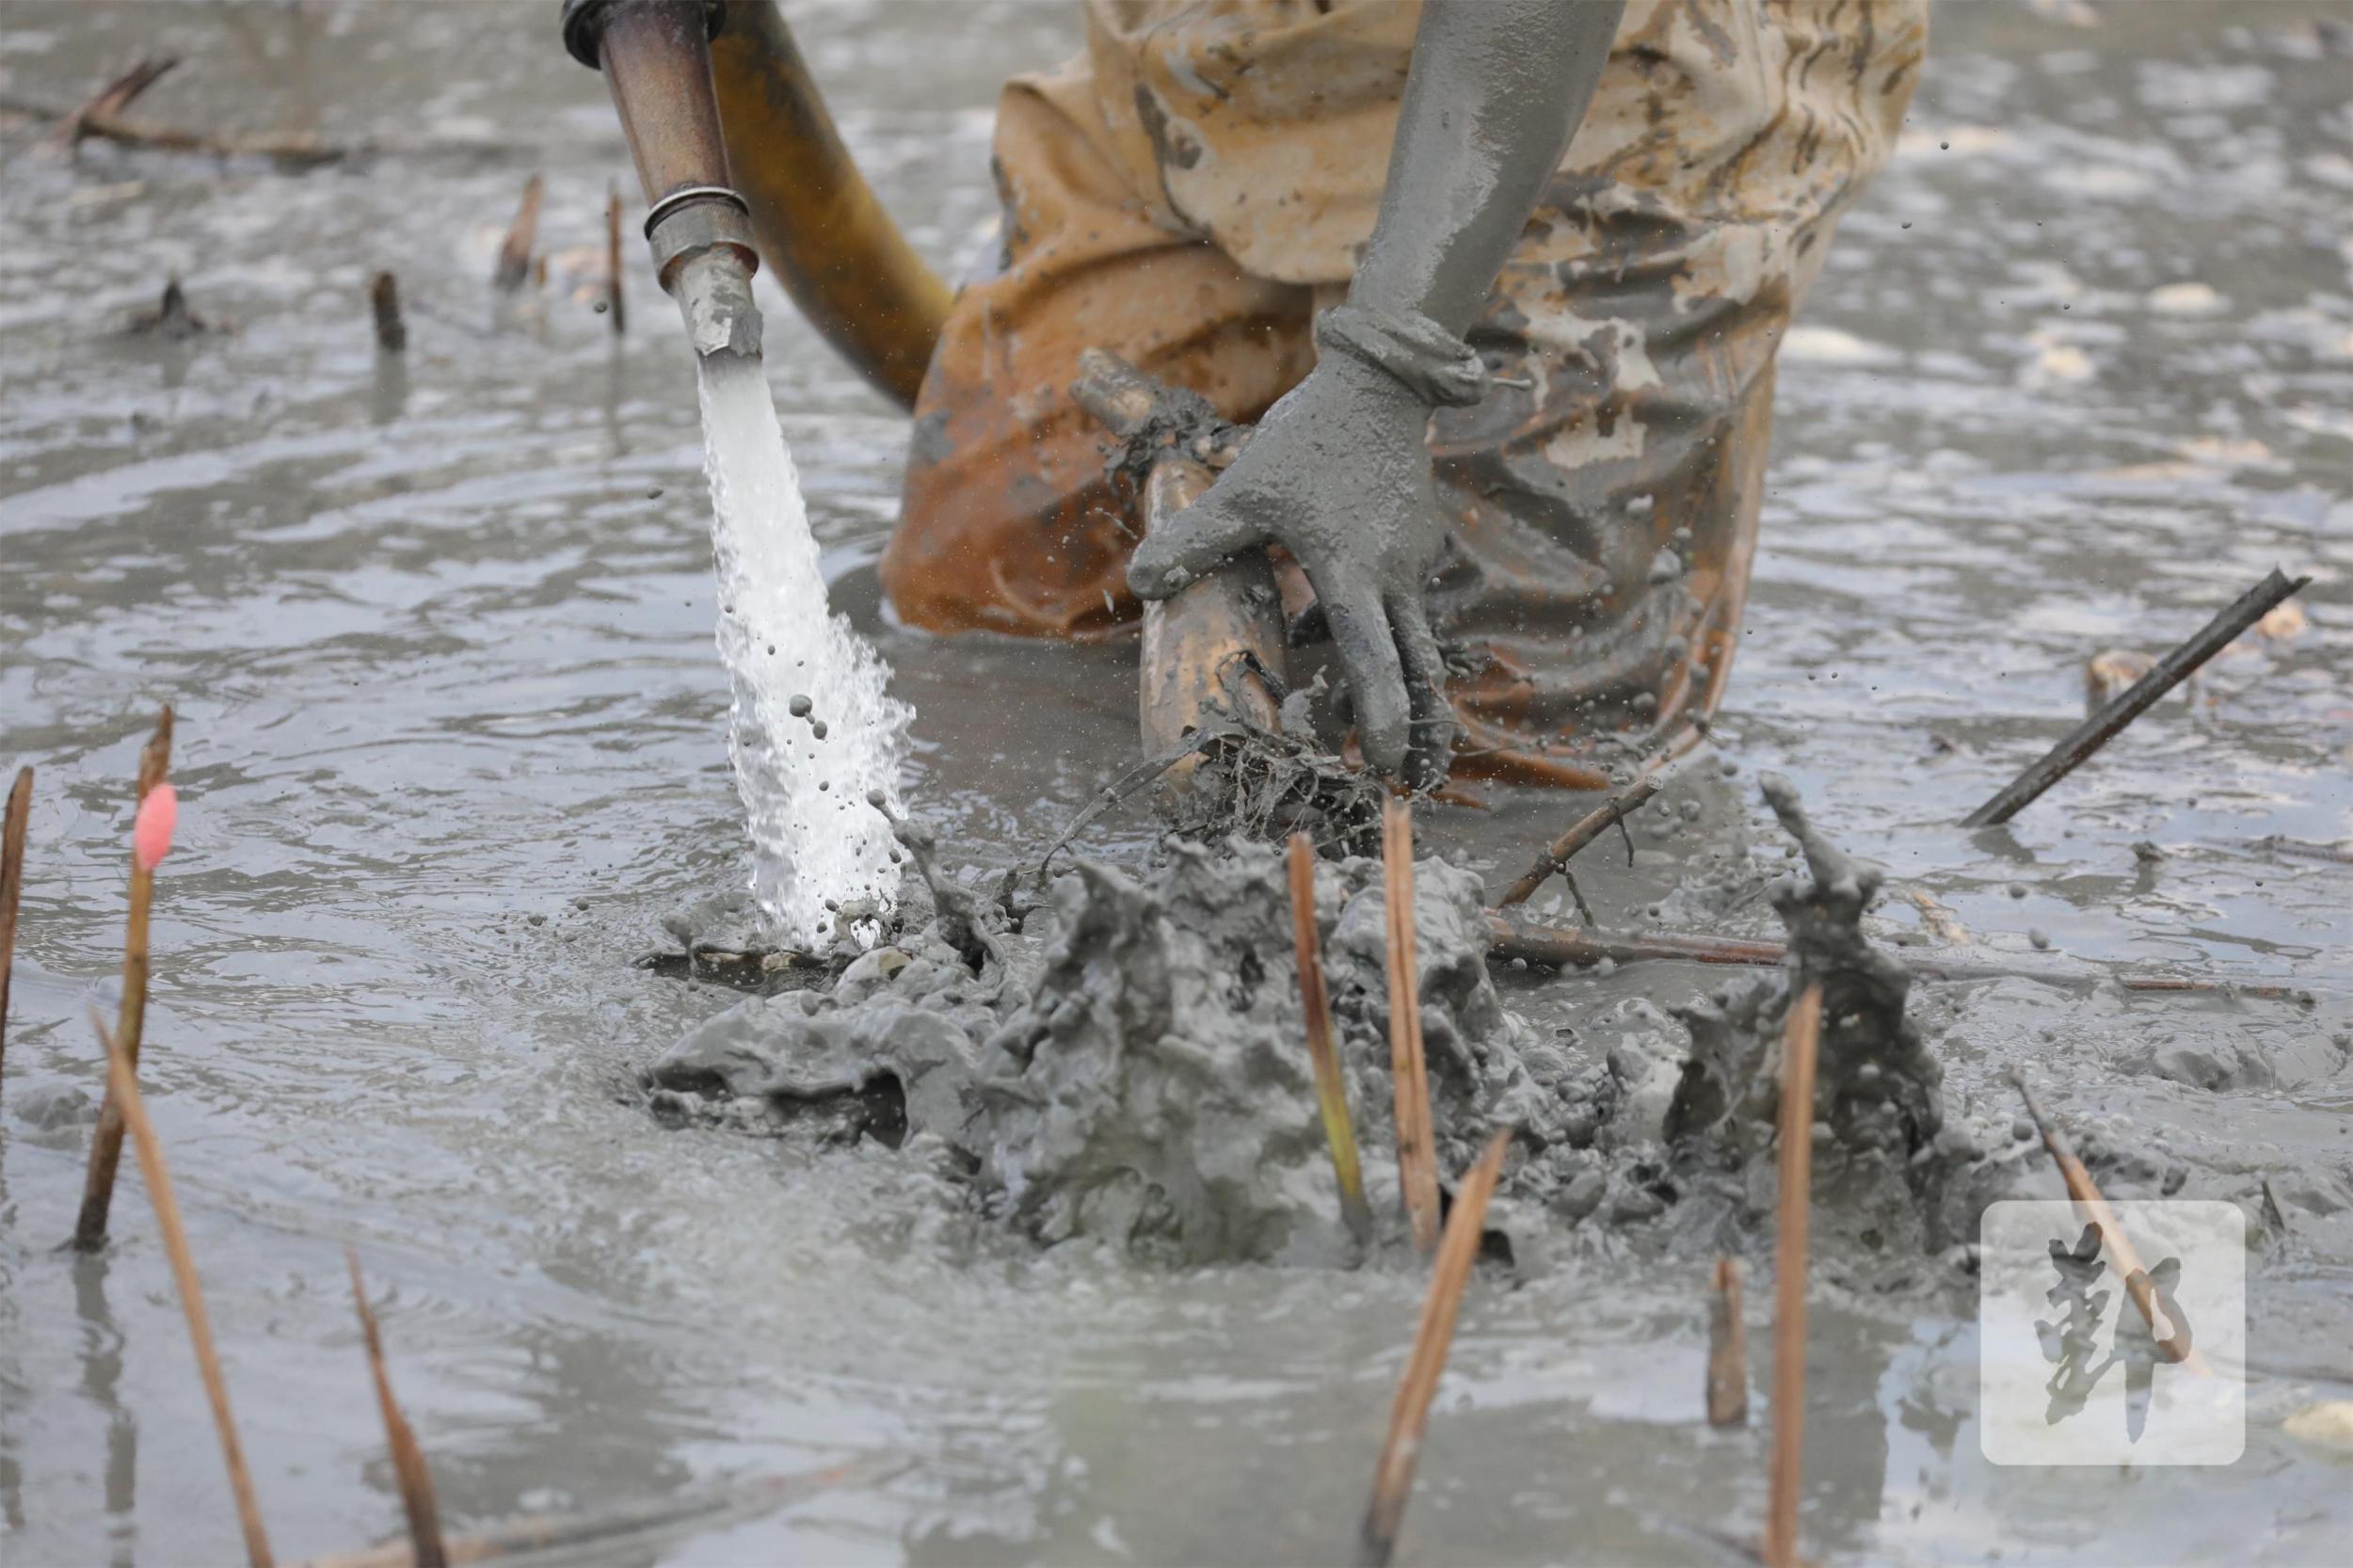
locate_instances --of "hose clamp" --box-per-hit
[643,183,751,240]
[644,184,760,292]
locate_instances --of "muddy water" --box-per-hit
[2,3,2349,1564]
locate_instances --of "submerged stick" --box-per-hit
[603,181,626,334]
[1765,983,1822,1568]
[1495,773,1662,908]
[368,271,406,353]
[1482,911,2315,1001]
[295,1456,906,1568]
[73,704,175,1252]
[346,1251,448,1568]
[92,1009,274,1566]
[2250,835,2353,866]
[1288,833,1374,1243]
[1383,800,1441,1255]
[492,174,544,292]
[1706,1257,1748,1429]
[1963,568,2309,826]
[2011,1072,2209,1376]
[1485,918,1789,973]
[1357,1127,1513,1568]
[0,88,500,166]
[43,56,178,151]
[1,764,29,1080]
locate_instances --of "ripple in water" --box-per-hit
[695,351,910,945]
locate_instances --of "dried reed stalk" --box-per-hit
[44,56,178,150]
[1964,568,2308,825]
[73,704,174,1252]
[1288,833,1373,1242]
[1,764,30,1080]
[294,1456,905,1568]
[1706,1256,1748,1428]
[492,174,543,292]
[369,271,406,353]
[2011,1071,2210,1375]
[1484,917,1790,973]
[2255,835,2353,866]
[1357,1126,1513,1568]
[92,1008,274,1566]
[346,1251,448,1567]
[1765,982,1822,1568]
[604,181,626,333]
[1382,799,1440,1254]
[32,106,347,165]
[1484,911,2313,1000]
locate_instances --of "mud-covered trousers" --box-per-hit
[880,0,1927,787]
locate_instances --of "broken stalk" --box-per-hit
[1765,982,1822,1568]
[1706,1257,1749,1429]
[493,173,544,292]
[92,1009,274,1567]
[2011,1071,2210,1376]
[1288,833,1374,1244]
[1,764,28,1081]
[72,705,174,1252]
[1382,799,1441,1255]
[346,1250,449,1568]
[1963,568,2309,826]
[1356,1127,1513,1568]
[605,180,627,333]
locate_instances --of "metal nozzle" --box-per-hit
[563,0,762,358]
[672,245,762,360]
[648,186,761,358]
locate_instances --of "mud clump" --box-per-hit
[642,776,2013,1274]
[1664,773,1943,1162]
[646,837,1545,1265]
[1640,773,2000,1261]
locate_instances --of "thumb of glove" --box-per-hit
[1127,488,1272,600]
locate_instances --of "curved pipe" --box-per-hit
[561,0,763,359]
[710,1,952,409]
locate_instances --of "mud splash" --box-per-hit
[647,834,1531,1264]
[641,777,2025,1276]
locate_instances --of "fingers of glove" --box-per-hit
[1321,583,1411,778]
[1126,488,1271,600]
[1387,590,1456,792]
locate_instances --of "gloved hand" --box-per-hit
[1126,348,1454,789]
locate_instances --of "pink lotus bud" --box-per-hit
[134,783,178,872]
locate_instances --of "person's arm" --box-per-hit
[1128,0,1625,786]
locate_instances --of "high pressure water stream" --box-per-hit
[694,346,909,945]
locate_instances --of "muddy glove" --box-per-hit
[1125,0,1625,788]
[1128,312,1491,789]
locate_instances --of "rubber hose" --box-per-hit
[710,0,952,408]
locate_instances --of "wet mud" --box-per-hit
[639,776,2076,1287]
[6,4,2352,1564]
[648,833,1520,1264]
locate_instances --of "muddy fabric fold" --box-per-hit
[879,0,1926,778]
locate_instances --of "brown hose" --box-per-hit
[710,1,951,408]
